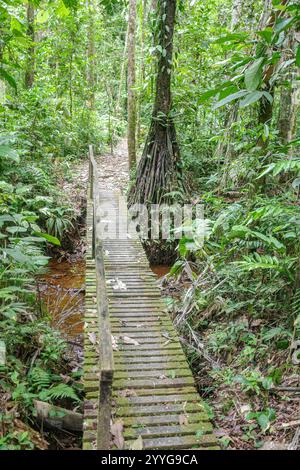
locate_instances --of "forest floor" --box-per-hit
[97,138,129,193]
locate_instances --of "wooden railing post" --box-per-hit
[89,145,95,259]
[88,144,114,449]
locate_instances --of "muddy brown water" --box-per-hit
[38,260,170,337]
[151,264,170,278]
[38,260,85,338]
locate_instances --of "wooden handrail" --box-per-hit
[88,145,114,450]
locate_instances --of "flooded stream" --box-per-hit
[38,260,85,338]
[38,260,170,338]
[150,264,170,278]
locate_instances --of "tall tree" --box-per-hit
[127,0,137,170]
[129,0,182,205]
[25,2,35,89]
[278,28,300,145]
[258,1,289,126]
[116,26,128,118]
[87,0,96,111]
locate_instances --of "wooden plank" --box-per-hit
[123,422,213,439]
[124,434,218,450]
[112,377,195,390]
[121,413,210,427]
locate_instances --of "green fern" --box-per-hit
[233,253,282,272]
[39,383,79,403]
[28,367,52,392]
[258,159,300,179]
[292,289,300,319]
[19,164,50,189]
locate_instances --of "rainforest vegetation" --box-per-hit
[0,0,300,451]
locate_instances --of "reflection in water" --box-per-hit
[38,260,85,338]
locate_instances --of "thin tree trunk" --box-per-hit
[127,0,137,170]
[257,0,288,146]
[216,0,243,186]
[278,73,299,145]
[129,0,182,205]
[116,26,129,117]
[278,29,300,146]
[87,0,96,111]
[231,0,242,30]
[25,3,35,88]
[136,0,147,145]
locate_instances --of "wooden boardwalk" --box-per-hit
[83,149,218,450]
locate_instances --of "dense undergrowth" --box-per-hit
[163,122,300,449]
[0,94,87,449]
[0,0,127,449]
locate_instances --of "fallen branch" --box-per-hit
[34,400,82,432]
[273,387,300,393]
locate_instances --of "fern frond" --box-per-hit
[258,159,300,179]
[39,383,79,402]
[29,367,52,391]
[233,253,281,272]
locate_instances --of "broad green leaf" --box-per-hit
[169,260,184,276]
[197,82,232,104]
[296,45,300,67]
[214,33,249,44]
[257,28,273,44]
[262,91,273,103]
[0,68,17,91]
[257,414,270,432]
[212,90,249,110]
[274,17,295,34]
[33,232,61,246]
[240,91,263,107]
[36,10,50,24]
[244,57,264,91]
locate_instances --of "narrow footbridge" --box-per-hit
[83,146,218,450]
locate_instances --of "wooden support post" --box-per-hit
[89,145,95,259]
[88,149,114,450]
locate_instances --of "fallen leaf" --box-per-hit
[240,404,251,416]
[129,435,143,450]
[111,419,124,449]
[179,414,189,426]
[120,389,137,397]
[122,335,140,346]
[88,332,97,345]
[112,278,127,291]
[111,335,119,351]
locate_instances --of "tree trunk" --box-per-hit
[231,0,242,30]
[129,0,182,205]
[278,75,299,145]
[278,29,300,145]
[127,0,137,170]
[216,0,243,185]
[87,0,96,111]
[136,0,147,144]
[25,3,35,88]
[257,0,289,146]
[116,26,128,118]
